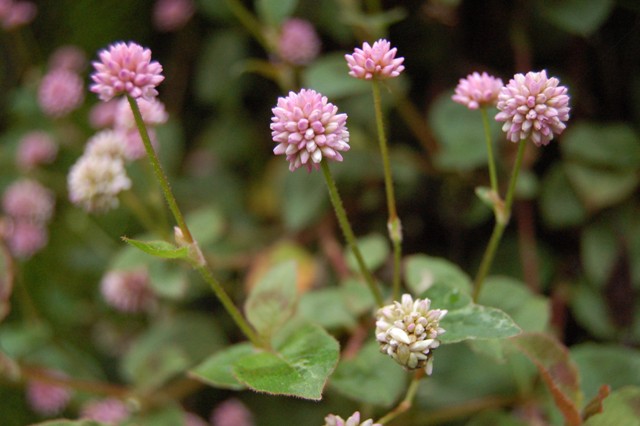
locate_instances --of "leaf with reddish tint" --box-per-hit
[510,332,583,426]
[582,385,611,421]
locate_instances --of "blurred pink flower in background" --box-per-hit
[38,69,85,118]
[48,45,87,72]
[84,130,127,160]
[184,412,209,426]
[91,42,164,102]
[452,71,503,110]
[495,70,570,146]
[89,100,120,129]
[80,398,129,424]
[271,89,350,172]
[345,39,405,80]
[153,0,195,32]
[114,97,167,160]
[2,179,55,223]
[3,219,48,258]
[210,399,254,426]
[16,131,58,170]
[100,269,155,313]
[0,0,36,30]
[277,18,321,66]
[26,371,71,416]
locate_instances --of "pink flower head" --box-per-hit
[4,219,48,258]
[100,269,155,313]
[184,412,208,426]
[49,45,87,72]
[90,42,164,102]
[16,131,58,170]
[153,0,195,32]
[38,69,84,118]
[26,371,71,416]
[210,399,254,426]
[0,0,36,30]
[277,18,321,66]
[345,39,405,80]
[495,70,570,146]
[81,398,129,424]
[271,89,350,172]
[452,71,503,110]
[2,178,55,223]
[324,411,381,426]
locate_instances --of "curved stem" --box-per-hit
[223,0,270,50]
[377,370,425,424]
[371,80,402,300]
[473,139,527,301]
[320,161,384,307]
[480,107,499,194]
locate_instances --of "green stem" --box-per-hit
[473,139,527,301]
[320,161,384,307]
[372,80,403,300]
[127,96,193,244]
[377,370,425,424]
[480,107,499,194]
[223,0,270,50]
[127,95,261,347]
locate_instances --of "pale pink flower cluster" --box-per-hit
[0,0,36,30]
[26,371,71,416]
[210,399,254,426]
[48,45,87,72]
[153,0,195,32]
[345,39,405,80]
[100,269,155,313]
[91,42,164,102]
[184,412,209,426]
[452,71,503,110]
[38,68,85,118]
[495,70,570,146]
[16,131,58,170]
[114,97,168,159]
[1,179,55,258]
[271,89,350,172]
[80,398,129,423]
[277,18,321,66]
[324,411,380,426]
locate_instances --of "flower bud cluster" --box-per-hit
[324,411,380,426]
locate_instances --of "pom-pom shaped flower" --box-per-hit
[277,18,321,66]
[0,0,36,30]
[375,294,447,375]
[26,371,71,416]
[16,131,58,170]
[2,179,55,223]
[210,398,254,426]
[80,398,129,423]
[452,71,503,110]
[38,69,85,118]
[324,411,380,426]
[48,45,86,72]
[153,0,195,32]
[345,39,405,80]
[271,89,350,172]
[67,154,131,213]
[495,70,570,146]
[3,219,48,259]
[90,42,164,102]
[100,269,155,313]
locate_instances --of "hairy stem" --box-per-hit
[377,370,425,424]
[480,107,499,194]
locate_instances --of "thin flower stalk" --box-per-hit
[372,80,402,300]
[320,161,384,307]
[480,107,498,194]
[473,139,527,301]
[127,95,262,347]
[376,370,425,424]
[223,0,268,50]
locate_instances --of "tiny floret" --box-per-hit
[375,293,447,375]
[452,71,503,110]
[345,39,405,80]
[324,411,381,426]
[90,41,164,102]
[495,70,570,146]
[271,89,350,172]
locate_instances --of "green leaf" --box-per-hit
[510,333,583,426]
[439,305,521,344]
[303,53,370,99]
[122,313,226,390]
[189,343,254,390]
[561,122,640,169]
[256,0,298,25]
[571,343,640,402]
[584,386,640,426]
[422,283,472,311]
[570,280,617,339]
[282,169,327,231]
[233,321,339,400]
[345,233,389,273]
[404,254,473,296]
[564,162,639,211]
[245,261,297,339]
[539,164,587,229]
[538,0,614,36]
[581,220,620,288]
[122,237,188,260]
[185,206,225,248]
[330,340,406,407]
[126,404,185,426]
[148,260,189,299]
